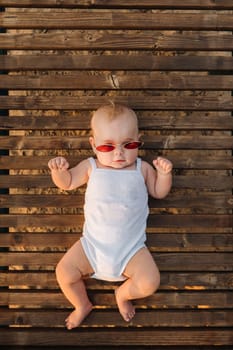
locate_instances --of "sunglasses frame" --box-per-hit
[95,140,144,152]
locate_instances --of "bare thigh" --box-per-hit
[123,247,160,284]
[58,240,94,281]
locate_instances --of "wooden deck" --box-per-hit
[0,0,233,348]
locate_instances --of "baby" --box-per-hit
[48,103,173,329]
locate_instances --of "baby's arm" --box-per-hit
[48,157,90,190]
[142,157,173,199]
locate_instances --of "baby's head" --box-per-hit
[91,102,139,136]
[89,102,142,169]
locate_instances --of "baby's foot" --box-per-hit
[115,289,135,322]
[65,303,93,330]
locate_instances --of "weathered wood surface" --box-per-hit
[1,155,233,170]
[2,73,233,90]
[1,135,233,149]
[1,32,233,50]
[1,193,233,210]
[1,55,233,71]
[1,96,233,110]
[1,232,233,251]
[1,289,233,307]
[0,329,232,347]
[1,175,233,189]
[0,214,232,228]
[1,114,233,129]
[1,12,233,30]
[1,0,233,9]
[0,1,232,348]
[1,271,233,290]
[1,252,233,270]
[1,309,233,328]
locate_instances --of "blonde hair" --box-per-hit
[91,102,138,132]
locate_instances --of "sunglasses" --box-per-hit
[95,141,143,152]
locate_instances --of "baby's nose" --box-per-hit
[114,144,123,154]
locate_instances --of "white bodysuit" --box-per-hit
[81,157,149,281]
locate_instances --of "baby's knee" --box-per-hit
[140,271,160,296]
[55,260,65,282]
[55,259,71,284]
[56,258,82,285]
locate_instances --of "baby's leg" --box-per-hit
[115,247,160,322]
[55,240,94,329]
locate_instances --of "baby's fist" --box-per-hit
[153,157,173,175]
[48,157,69,171]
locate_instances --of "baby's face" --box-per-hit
[90,111,140,169]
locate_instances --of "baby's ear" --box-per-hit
[89,136,96,153]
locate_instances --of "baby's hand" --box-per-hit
[153,157,173,175]
[48,157,69,171]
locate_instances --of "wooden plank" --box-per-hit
[1,73,233,90]
[147,233,233,252]
[1,55,233,71]
[2,214,233,229]
[151,194,233,210]
[1,95,233,111]
[1,155,233,170]
[1,135,232,150]
[1,12,233,30]
[1,271,232,290]
[1,32,233,50]
[0,328,232,346]
[0,271,60,289]
[173,175,233,190]
[168,155,233,170]
[0,252,232,271]
[14,133,233,149]
[0,175,54,188]
[2,0,233,10]
[1,290,232,308]
[1,309,232,328]
[161,272,233,291]
[1,193,232,210]
[1,114,233,130]
[0,232,232,252]
[0,347,214,350]
[0,175,232,190]
[0,346,204,350]
[0,194,83,208]
[0,214,232,228]
[148,214,233,229]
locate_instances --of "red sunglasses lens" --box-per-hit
[96,144,115,152]
[95,141,143,152]
[124,141,142,149]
